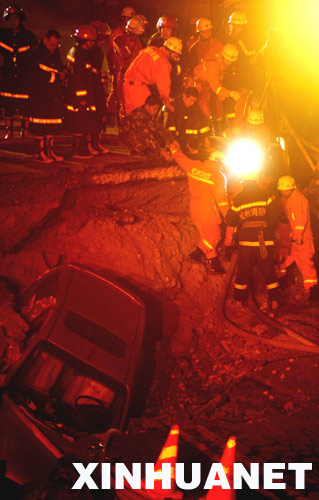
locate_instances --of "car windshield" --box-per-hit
[9,343,126,437]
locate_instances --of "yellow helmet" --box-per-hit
[126,17,144,35]
[228,11,247,25]
[277,175,296,190]
[221,43,238,62]
[196,18,213,32]
[247,108,264,126]
[164,36,183,55]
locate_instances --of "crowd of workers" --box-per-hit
[0,4,318,309]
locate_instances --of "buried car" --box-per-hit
[0,264,148,485]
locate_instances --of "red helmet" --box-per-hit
[90,20,111,38]
[3,4,26,21]
[74,25,97,41]
[156,15,179,31]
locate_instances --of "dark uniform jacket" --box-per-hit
[28,41,65,134]
[226,183,276,246]
[65,44,98,134]
[0,26,37,107]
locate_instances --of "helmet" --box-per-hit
[164,36,183,55]
[90,20,111,38]
[228,11,247,25]
[121,6,136,18]
[209,150,225,163]
[156,15,179,30]
[196,18,213,33]
[221,43,238,62]
[74,25,97,41]
[126,17,144,35]
[277,175,296,190]
[247,108,264,126]
[135,14,148,26]
[3,4,26,21]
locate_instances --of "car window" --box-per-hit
[22,272,59,322]
[9,343,126,435]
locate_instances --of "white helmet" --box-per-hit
[247,108,264,126]
[196,18,213,32]
[209,150,225,163]
[221,43,238,62]
[228,11,247,25]
[277,175,296,190]
[126,17,144,35]
[121,6,135,18]
[164,36,183,55]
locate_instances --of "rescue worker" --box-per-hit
[193,43,241,132]
[123,37,183,115]
[148,15,179,48]
[89,20,111,154]
[0,4,37,139]
[277,175,319,301]
[119,94,173,158]
[28,29,66,163]
[105,5,136,125]
[65,25,99,159]
[168,141,228,273]
[187,18,223,72]
[113,17,144,118]
[225,169,280,310]
[167,86,211,156]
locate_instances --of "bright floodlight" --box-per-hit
[225,139,263,179]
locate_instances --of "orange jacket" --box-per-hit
[124,46,172,101]
[193,55,230,100]
[172,150,229,219]
[281,189,314,250]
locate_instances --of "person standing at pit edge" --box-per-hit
[277,175,319,302]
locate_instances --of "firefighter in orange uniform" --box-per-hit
[187,18,223,71]
[105,5,135,124]
[113,17,144,118]
[0,4,37,139]
[193,43,241,131]
[169,142,228,273]
[225,170,280,310]
[277,176,318,300]
[123,37,182,115]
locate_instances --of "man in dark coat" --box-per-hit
[0,4,37,138]
[28,30,66,163]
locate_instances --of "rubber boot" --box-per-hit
[72,135,93,159]
[188,247,206,262]
[93,133,110,154]
[46,136,64,161]
[20,119,30,138]
[209,256,225,274]
[34,137,54,163]
[87,134,100,156]
[4,118,13,140]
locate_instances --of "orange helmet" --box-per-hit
[156,15,179,31]
[196,18,213,32]
[228,11,247,25]
[121,6,135,18]
[164,36,183,55]
[74,25,97,41]
[90,20,111,38]
[126,17,145,35]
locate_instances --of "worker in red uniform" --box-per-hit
[225,168,280,310]
[0,4,37,139]
[168,142,228,273]
[113,16,144,118]
[187,18,223,72]
[123,37,182,115]
[277,175,318,301]
[148,15,179,48]
[193,43,241,132]
[105,5,135,125]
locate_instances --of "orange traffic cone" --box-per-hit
[205,436,236,500]
[140,425,182,499]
